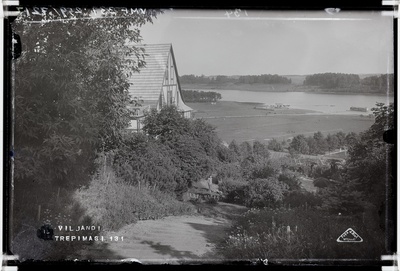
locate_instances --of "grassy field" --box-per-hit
[188,101,374,143]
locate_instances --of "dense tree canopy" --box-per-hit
[181,89,222,102]
[320,103,394,217]
[238,74,291,84]
[304,73,360,89]
[361,74,395,93]
[289,134,309,155]
[113,105,227,196]
[13,9,159,190]
[179,74,291,85]
[11,8,161,258]
[304,72,394,93]
[288,131,352,155]
[244,178,288,208]
[267,138,284,152]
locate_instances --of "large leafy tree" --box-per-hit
[113,133,179,193]
[228,140,241,159]
[252,140,270,158]
[244,178,288,208]
[344,103,394,214]
[313,131,328,154]
[13,9,159,190]
[142,105,222,195]
[267,138,284,152]
[11,9,161,245]
[11,9,164,261]
[289,134,309,154]
[142,105,191,141]
[321,103,394,220]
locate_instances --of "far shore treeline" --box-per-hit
[180,74,291,85]
[180,72,394,94]
[181,89,222,103]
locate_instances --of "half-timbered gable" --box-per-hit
[126,44,192,132]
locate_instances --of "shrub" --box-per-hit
[278,171,302,191]
[244,178,288,208]
[218,178,248,205]
[218,208,386,260]
[267,138,284,152]
[206,197,219,205]
[313,177,330,188]
[74,166,195,231]
[283,190,322,208]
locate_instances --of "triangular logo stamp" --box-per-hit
[337,228,363,242]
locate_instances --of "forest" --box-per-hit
[181,89,222,102]
[285,131,356,155]
[179,74,291,85]
[180,72,394,94]
[304,72,394,93]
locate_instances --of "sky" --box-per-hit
[139,9,394,76]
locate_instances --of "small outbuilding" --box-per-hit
[182,176,222,202]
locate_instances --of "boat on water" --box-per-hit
[350,107,368,112]
[254,103,290,110]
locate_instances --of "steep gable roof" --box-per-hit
[127,44,172,106]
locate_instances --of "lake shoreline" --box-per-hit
[187,101,375,143]
[188,100,374,117]
[182,83,393,97]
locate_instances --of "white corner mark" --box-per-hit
[337,228,363,242]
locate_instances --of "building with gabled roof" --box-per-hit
[182,176,222,202]
[126,44,193,132]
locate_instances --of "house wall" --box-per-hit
[129,118,144,132]
[128,45,192,132]
[158,51,191,118]
[160,53,178,107]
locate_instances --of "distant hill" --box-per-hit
[180,73,394,94]
[303,73,394,94]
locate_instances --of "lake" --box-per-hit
[204,89,394,114]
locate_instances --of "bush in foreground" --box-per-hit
[74,166,196,231]
[218,207,386,260]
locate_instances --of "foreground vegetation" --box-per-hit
[215,102,394,260]
[11,8,161,260]
[74,160,195,231]
[219,207,385,260]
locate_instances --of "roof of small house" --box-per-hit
[187,187,221,196]
[191,179,219,193]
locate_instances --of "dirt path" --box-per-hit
[81,202,247,264]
